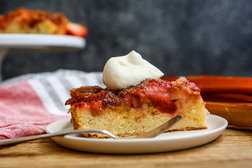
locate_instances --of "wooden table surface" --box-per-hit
[0,128,251,168]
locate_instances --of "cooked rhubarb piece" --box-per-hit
[66,22,87,37]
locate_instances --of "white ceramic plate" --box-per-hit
[0,34,85,51]
[46,115,227,154]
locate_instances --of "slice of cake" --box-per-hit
[66,77,208,137]
[65,51,208,138]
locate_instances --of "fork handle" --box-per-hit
[0,129,116,146]
[0,133,62,146]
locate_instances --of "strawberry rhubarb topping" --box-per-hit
[65,77,200,115]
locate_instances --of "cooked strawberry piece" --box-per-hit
[67,22,88,37]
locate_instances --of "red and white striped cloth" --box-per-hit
[0,70,103,139]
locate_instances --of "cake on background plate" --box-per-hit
[0,8,87,37]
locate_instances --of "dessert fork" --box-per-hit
[0,114,183,146]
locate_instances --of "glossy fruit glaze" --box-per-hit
[65,78,200,115]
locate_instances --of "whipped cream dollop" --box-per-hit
[102,50,164,89]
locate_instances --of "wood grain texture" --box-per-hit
[0,129,251,168]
